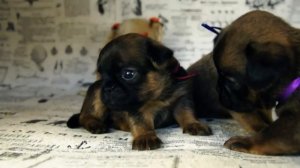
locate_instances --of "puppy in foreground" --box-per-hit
[67,33,211,150]
[210,10,300,155]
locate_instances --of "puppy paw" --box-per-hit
[183,122,212,135]
[85,122,108,134]
[132,133,162,150]
[224,136,253,153]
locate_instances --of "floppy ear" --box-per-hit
[245,41,291,90]
[146,38,174,66]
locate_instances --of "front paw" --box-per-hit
[132,133,162,150]
[183,122,212,135]
[224,136,253,153]
[85,122,108,134]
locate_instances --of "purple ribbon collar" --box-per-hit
[278,77,300,102]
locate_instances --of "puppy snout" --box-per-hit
[104,83,116,92]
[103,80,117,92]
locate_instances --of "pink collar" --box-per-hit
[171,63,198,81]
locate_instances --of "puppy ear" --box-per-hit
[146,39,176,69]
[245,41,291,90]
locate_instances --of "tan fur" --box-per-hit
[139,72,170,100]
[229,111,268,133]
[111,112,130,131]
[91,87,106,118]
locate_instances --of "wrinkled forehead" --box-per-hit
[212,29,247,74]
[98,40,149,72]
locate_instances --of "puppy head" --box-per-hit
[97,33,177,110]
[213,11,298,112]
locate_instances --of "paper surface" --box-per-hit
[1,0,300,167]
[0,86,299,168]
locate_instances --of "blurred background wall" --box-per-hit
[0,0,299,89]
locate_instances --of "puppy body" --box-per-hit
[67,34,211,150]
[188,53,229,118]
[212,10,300,155]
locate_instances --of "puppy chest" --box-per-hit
[153,109,174,128]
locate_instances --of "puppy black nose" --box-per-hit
[104,84,116,92]
[103,80,117,92]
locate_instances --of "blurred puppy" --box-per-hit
[212,10,300,155]
[188,53,230,119]
[67,33,211,150]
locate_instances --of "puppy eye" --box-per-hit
[121,68,137,81]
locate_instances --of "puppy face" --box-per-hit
[97,33,176,110]
[213,11,297,112]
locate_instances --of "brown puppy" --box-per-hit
[211,10,300,155]
[67,33,211,150]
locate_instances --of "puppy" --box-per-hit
[67,33,211,150]
[211,10,300,155]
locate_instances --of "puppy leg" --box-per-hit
[224,114,300,155]
[79,81,109,134]
[229,111,269,133]
[111,112,131,132]
[129,101,176,150]
[129,114,162,150]
[174,97,212,135]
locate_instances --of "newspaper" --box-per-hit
[1,0,300,167]
[0,86,299,168]
[0,0,299,88]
